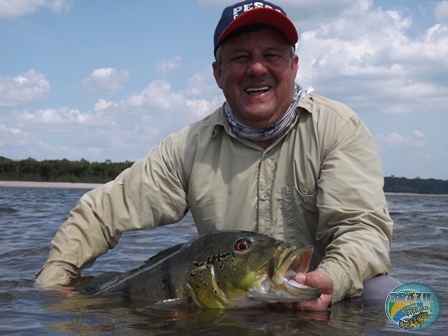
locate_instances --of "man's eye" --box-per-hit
[265,53,281,61]
[232,55,249,61]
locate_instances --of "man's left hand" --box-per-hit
[292,270,333,311]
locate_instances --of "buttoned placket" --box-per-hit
[257,152,274,236]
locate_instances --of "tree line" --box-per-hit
[383,175,448,194]
[0,156,133,184]
[0,156,447,194]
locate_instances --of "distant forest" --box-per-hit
[0,156,447,194]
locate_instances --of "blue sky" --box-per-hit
[1,0,447,179]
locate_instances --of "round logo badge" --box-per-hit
[385,282,442,331]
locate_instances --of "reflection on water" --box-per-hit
[0,188,446,335]
[44,296,396,336]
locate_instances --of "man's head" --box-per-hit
[212,1,299,131]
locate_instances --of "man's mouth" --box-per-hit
[245,86,271,95]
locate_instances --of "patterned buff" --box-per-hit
[224,85,314,141]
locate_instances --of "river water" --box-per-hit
[0,187,446,335]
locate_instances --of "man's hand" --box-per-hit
[293,270,333,311]
[40,285,77,297]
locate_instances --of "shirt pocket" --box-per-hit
[293,185,318,213]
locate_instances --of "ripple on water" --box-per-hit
[0,189,447,334]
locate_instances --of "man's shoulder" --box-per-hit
[166,107,224,149]
[301,93,357,121]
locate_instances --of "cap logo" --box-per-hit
[232,2,281,19]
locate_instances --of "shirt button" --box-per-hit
[302,187,309,194]
[261,193,268,200]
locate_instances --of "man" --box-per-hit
[36,1,395,311]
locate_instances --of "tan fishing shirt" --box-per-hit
[35,94,393,303]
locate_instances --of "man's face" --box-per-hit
[213,28,299,129]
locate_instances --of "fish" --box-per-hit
[78,230,321,309]
[398,311,431,329]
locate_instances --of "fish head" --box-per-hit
[186,231,321,308]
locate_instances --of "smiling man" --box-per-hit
[36,1,396,311]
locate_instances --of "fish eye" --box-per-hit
[234,238,251,252]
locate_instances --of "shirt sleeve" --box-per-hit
[314,110,393,303]
[35,134,189,287]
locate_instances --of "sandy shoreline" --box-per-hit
[0,181,102,190]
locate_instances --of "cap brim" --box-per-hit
[218,7,298,46]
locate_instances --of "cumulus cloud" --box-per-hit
[19,107,93,125]
[83,67,130,94]
[0,0,73,20]
[0,70,50,107]
[93,98,119,112]
[124,67,222,120]
[411,130,427,139]
[0,124,32,147]
[375,131,427,149]
[0,65,221,162]
[126,80,184,111]
[155,56,181,76]
[434,1,448,23]
[292,0,448,114]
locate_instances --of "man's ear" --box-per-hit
[292,54,299,77]
[212,61,223,89]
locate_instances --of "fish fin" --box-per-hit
[78,271,124,294]
[142,242,186,267]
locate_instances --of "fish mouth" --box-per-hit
[272,245,315,291]
[249,245,321,303]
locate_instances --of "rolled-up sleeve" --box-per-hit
[35,134,189,287]
[314,110,393,303]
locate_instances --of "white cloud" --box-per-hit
[125,68,222,118]
[0,70,50,107]
[121,64,224,124]
[434,1,448,23]
[19,107,93,125]
[155,56,181,76]
[0,120,104,160]
[375,131,427,149]
[83,67,131,94]
[0,123,32,147]
[93,99,118,112]
[293,0,448,114]
[411,130,427,139]
[185,98,218,118]
[0,0,73,20]
[126,80,184,111]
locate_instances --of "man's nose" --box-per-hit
[246,56,268,76]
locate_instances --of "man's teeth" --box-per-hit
[246,86,270,93]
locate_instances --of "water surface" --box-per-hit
[0,188,446,335]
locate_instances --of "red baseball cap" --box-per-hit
[213,1,298,54]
